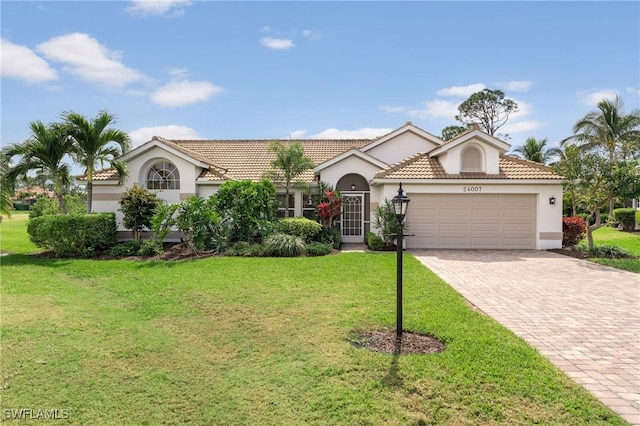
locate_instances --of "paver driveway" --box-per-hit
[411,250,639,425]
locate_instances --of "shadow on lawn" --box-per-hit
[0,253,72,268]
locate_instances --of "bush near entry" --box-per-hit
[612,208,637,231]
[562,216,587,247]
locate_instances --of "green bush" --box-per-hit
[366,232,386,251]
[29,195,86,218]
[28,213,117,257]
[138,240,162,256]
[119,184,160,240]
[636,210,640,229]
[211,179,278,243]
[176,196,225,253]
[373,199,401,249]
[613,208,636,231]
[264,234,305,257]
[108,240,142,257]
[305,242,333,257]
[315,226,341,249]
[224,241,266,257]
[278,217,322,242]
[586,244,635,259]
[12,202,30,211]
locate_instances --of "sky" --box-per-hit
[2,0,639,172]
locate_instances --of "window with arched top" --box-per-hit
[146,161,180,190]
[461,146,483,172]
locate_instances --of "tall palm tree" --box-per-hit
[562,96,640,215]
[512,137,559,164]
[3,121,74,214]
[263,141,314,218]
[562,96,640,162]
[0,154,13,221]
[63,110,131,213]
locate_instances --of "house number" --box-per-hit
[463,186,482,193]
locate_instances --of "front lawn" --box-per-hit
[590,226,640,272]
[0,218,624,424]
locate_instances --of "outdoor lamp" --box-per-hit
[351,183,356,191]
[391,183,410,220]
[549,196,556,205]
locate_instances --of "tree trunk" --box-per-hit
[586,210,602,250]
[54,176,67,215]
[608,198,614,219]
[284,186,290,218]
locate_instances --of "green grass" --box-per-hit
[0,219,626,424]
[590,226,640,272]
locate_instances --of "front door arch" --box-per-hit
[336,174,370,243]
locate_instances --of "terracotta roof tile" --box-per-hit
[375,154,562,180]
[79,168,120,181]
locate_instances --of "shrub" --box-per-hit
[373,199,401,249]
[315,226,341,249]
[119,184,160,241]
[562,216,587,247]
[12,202,30,211]
[150,202,179,251]
[613,208,636,231]
[264,234,305,257]
[224,241,266,257]
[108,240,141,257]
[586,244,635,259]
[29,195,86,218]
[366,232,386,251]
[317,190,341,227]
[278,217,322,242]
[28,213,117,257]
[138,240,162,256]
[636,210,640,229]
[211,179,278,243]
[176,196,224,253]
[305,242,333,256]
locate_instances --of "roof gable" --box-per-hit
[361,121,443,154]
[313,148,388,173]
[428,127,510,157]
[120,137,223,170]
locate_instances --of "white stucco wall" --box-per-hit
[438,138,502,174]
[365,131,439,165]
[319,156,382,187]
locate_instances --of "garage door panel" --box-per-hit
[407,194,536,249]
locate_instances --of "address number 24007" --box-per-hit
[463,186,482,193]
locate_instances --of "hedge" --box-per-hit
[278,217,322,243]
[28,213,117,257]
[612,208,636,231]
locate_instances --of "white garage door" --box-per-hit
[407,194,536,249]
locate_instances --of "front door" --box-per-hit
[341,194,364,243]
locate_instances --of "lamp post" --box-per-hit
[391,183,410,338]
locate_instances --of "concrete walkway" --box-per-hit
[411,250,639,425]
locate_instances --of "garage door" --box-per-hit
[407,194,536,249]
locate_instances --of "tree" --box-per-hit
[119,184,161,241]
[3,121,74,214]
[562,96,640,215]
[441,125,468,141]
[455,89,518,137]
[263,141,314,218]
[0,154,13,221]
[552,145,583,216]
[512,137,559,164]
[63,110,131,213]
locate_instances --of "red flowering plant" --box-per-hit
[317,190,342,227]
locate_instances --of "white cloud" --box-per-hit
[1,38,58,83]
[36,33,146,90]
[578,89,619,106]
[407,99,460,119]
[380,105,410,113]
[437,83,485,98]
[302,30,322,41]
[260,37,295,50]
[509,98,533,118]
[151,80,223,107]
[625,87,640,97]
[126,0,192,17]
[501,120,543,135]
[129,125,201,146]
[289,130,308,139]
[309,127,392,139]
[496,80,533,92]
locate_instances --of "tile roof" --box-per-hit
[85,168,120,181]
[374,154,563,180]
[167,139,370,181]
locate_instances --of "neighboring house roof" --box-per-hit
[374,154,562,180]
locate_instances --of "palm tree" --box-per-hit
[263,141,314,218]
[0,154,13,221]
[512,137,559,164]
[562,96,640,215]
[562,96,640,162]
[3,121,73,214]
[63,110,131,213]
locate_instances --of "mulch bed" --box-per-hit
[350,328,446,355]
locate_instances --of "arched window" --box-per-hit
[461,146,483,172]
[146,161,180,190]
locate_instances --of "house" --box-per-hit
[87,122,564,249]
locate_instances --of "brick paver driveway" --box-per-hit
[412,249,639,425]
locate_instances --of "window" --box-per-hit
[302,193,319,219]
[146,161,180,190]
[276,193,295,218]
[461,146,483,172]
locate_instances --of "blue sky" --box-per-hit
[2,1,639,164]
